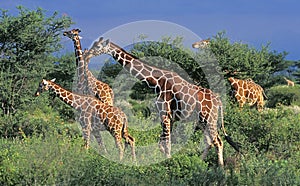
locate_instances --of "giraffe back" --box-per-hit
[229,77,266,111]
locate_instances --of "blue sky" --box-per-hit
[1,0,300,60]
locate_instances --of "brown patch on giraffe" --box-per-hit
[120,52,125,59]
[152,69,163,77]
[125,54,133,61]
[61,91,67,98]
[133,63,143,71]
[140,69,151,77]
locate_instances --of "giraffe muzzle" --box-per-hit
[34,91,40,97]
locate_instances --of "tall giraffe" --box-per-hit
[88,37,240,166]
[63,29,114,106]
[192,38,210,49]
[62,28,86,94]
[228,77,266,111]
[35,79,136,161]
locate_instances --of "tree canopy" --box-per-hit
[0,6,72,115]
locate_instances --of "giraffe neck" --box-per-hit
[47,81,81,109]
[106,42,160,86]
[72,36,88,93]
[72,37,84,66]
[228,78,241,90]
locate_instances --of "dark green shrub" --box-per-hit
[266,85,300,107]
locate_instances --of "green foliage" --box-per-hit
[292,60,300,83]
[47,53,77,120]
[225,105,300,159]
[266,85,300,107]
[99,37,210,116]
[0,7,299,184]
[1,104,299,185]
[131,37,208,87]
[202,31,288,88]
[98,59,123,85]
[0,6,73,116]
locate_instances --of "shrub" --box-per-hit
[266,85,300,107]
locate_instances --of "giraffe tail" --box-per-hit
[262,90,268,99]
[219,105,241,153]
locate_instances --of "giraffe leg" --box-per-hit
[213,134,224,167]
[124,134,136,161]
[80,119,91,149]
[92,130,107,153]
[159,115,172,158]
[115,139,124,161]
[202,129,212,160]
[257,95,264,112]
[156,101,172,158]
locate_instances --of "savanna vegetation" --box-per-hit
[0,7,299,185]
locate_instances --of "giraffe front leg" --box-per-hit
[80,119,91,149]
[159,114,172,158]
[92,130,107,153]
[115,139,124,161]
[238,99,245,110]
[82,128,91,149]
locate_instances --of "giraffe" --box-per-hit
[63,29,114,106]
[228,77,266,111]
[87,37,240,166]
[192,38,210,49]
[35,79,136,161]
[283,77,295,86]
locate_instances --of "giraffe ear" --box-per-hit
[76,29,81,33]
[50,78,56,82]
[98,37,104,42]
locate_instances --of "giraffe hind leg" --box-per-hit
[123,134,136,161]
[202,129,212,160]
[213,134,224,167]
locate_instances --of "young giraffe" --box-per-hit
[63,29,114,106]
[88,37,240,166]
[283,77,295,86]
[228,77,266,111]
[35,79,136,161]
[192,38,210,49]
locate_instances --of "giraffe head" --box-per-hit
[228,77,236,84]
[192,38,210,49]
[35,79,56,96]
[88,37,110,56]
[63,28,82,41]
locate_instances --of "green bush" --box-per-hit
[266,85,300,107]
[1,104,300,185]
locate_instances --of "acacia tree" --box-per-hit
[200,32,288,88]
[0,6,72,116]
[292,60,300,84]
